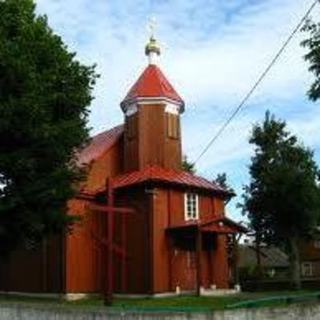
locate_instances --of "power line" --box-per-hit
[193,0,319,166]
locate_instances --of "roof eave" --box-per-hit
[113,178,230,197]
[120,96,185,114]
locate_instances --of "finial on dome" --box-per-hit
[145,17,160,65]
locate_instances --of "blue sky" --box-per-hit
[36,0,320,221]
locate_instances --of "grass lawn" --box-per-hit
[0,290,319,311]
[110,290,320,310]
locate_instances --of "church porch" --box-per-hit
[166,217,246,295]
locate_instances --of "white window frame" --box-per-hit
[184,193,199,221]
[301,262,313,277]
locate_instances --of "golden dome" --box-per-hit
[145,36,161,56]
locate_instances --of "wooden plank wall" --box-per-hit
[152,188,229,293]
[0,235,63,293]
[124,104,182,172]
[115,188,151,294]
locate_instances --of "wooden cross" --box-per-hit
[90,178,135,306]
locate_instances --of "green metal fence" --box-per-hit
[227,291,320,309]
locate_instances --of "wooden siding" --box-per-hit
[66,187,152,294]
[0,235,63,293]
[299,239,320,279]
[152,188,170,293]
[171,250,197,291]
[66,198,102,293]
[123,114,139,172]
[66,138,124,293]
[82,137,123,193]
[124,104,182,172]
[115,189,151,294]
[151,188,229,293]
[211,235,229,288]
[299,239,320,261]
[165,189,225,227]
[0,183,231,295]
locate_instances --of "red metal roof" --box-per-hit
[76,124,124,165]
[122,65,184,105]
[167,216,247,234]
[200,216,248,233]
[112,165,230,195]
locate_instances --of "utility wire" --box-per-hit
[193,0,319,166]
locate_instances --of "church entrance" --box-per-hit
[168,227,220,293]
[169,229,197,292]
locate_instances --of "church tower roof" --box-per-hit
[121,65,184,107]
[120,35,184,113]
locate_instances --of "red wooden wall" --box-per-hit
[66,198,102,293]
[0,235,63,293]
[65,187,152,294]
[124,104,182,172]
[65,136,124,293]
[151,187,229,293]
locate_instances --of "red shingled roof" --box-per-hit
[112,165,230,195]
[122,65,184,105]
[77,125,124,165]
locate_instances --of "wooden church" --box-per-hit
[0,36,245,299]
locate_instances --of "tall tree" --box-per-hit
[241,112,320,289]
[0,0,97,255]
[301,19,320,101]
[213,173,235,195]
[182,155,196,173]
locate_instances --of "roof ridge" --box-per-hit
[91,123,124,139]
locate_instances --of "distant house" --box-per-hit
[237,244,289,280]
[299,239,320,279]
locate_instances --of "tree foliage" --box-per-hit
[0,0,97,255]
[213,173,234,195]
[241,112,320,289]
[301,19,320,101]
[182,155,196,173]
